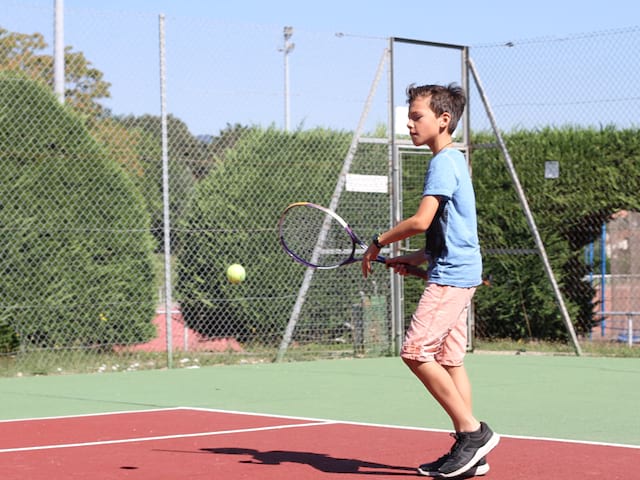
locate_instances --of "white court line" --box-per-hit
[0,420,335,454]
[186,407,640,451]
[0,406,186,424]
[2,406,638,452]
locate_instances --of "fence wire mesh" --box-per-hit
[1,6,396,375]
[1,3,639,376]
[469,29,640,348]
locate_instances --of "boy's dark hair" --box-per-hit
[406,83,466,134]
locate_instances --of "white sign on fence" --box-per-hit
[345,174,388,193]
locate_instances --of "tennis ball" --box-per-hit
[226,263,246,284]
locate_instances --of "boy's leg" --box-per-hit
[402,284,498,477]
[437,291,475,421]
[401,284,479,432]
[445,364,472,409]
[407,358,498,478]
[444,364,492,477]
[404,358,479,433]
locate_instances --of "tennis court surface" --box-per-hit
[1,407,637,479]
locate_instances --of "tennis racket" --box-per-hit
[278,201,428,279]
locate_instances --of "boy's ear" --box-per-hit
[439,112,451,129]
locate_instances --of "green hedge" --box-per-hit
[0,72,157,350]
[472,127,640,340]
[176,122,640,344]
[397,127,640,342]
[175,127,352,341]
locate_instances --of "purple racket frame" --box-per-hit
[278,202,428,279]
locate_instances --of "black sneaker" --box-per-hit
[436,422,499,478]
[418,450,489,477]
[417,451,449,476]
[460,457,490,478]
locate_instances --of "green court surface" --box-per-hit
[0,354,638,446]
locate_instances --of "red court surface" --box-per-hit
[1,408,637,479]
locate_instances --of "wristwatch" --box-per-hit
[372,233,385,249]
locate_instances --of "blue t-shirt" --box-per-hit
[422,148,482,287]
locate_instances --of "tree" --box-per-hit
[0,27,111,119]
[0,72,157,349]
[117,115,203,246]
[175,127,354,342]
[114,118,253,247]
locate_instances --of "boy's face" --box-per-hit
[406,95,448,147]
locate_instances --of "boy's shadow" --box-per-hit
[203,447,417,476]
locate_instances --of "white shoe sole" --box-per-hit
[417,459,490,477]
[438,432,500,478]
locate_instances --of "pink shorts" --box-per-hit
[400,283,476,366]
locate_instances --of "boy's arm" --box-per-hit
[386,249,429,267]
[385,249,430,278]
[362,195,441,278]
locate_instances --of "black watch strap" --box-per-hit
[372,234,384,249]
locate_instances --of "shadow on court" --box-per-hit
[202,447,417,476]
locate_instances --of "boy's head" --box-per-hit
[406,83,466,134]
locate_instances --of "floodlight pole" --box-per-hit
[159,14,174,368]
[280,26,295,131]
[53,0,64,103]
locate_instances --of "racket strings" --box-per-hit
[280,206,354,268]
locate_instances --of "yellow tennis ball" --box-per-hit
[226,264,246,284]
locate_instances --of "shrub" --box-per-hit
[0,72,157,349]
[175,127,352,342]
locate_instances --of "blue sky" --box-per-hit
[3,1,639,135]
[38,0,638,45]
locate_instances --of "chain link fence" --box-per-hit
[1,5,398,376]
[469,29,640,348]
[1,3,639,376]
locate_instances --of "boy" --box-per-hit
[362,83,499,478]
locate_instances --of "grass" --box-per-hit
[473,338,640,357]
[1,338,636,378]
[0,341,376,377]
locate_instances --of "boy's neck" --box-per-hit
[430,136,454,155]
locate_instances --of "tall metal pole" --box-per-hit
[280,26,294,131]
[53,0,64,103]
[600,223,606,336]
[387,38,404,355]
[461,46,475,351]
[159,14,173,368]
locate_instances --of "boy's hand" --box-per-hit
[387,260,410,276]
[386,251,429,279]
[386,255,412,276]
[361,243,380,279]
